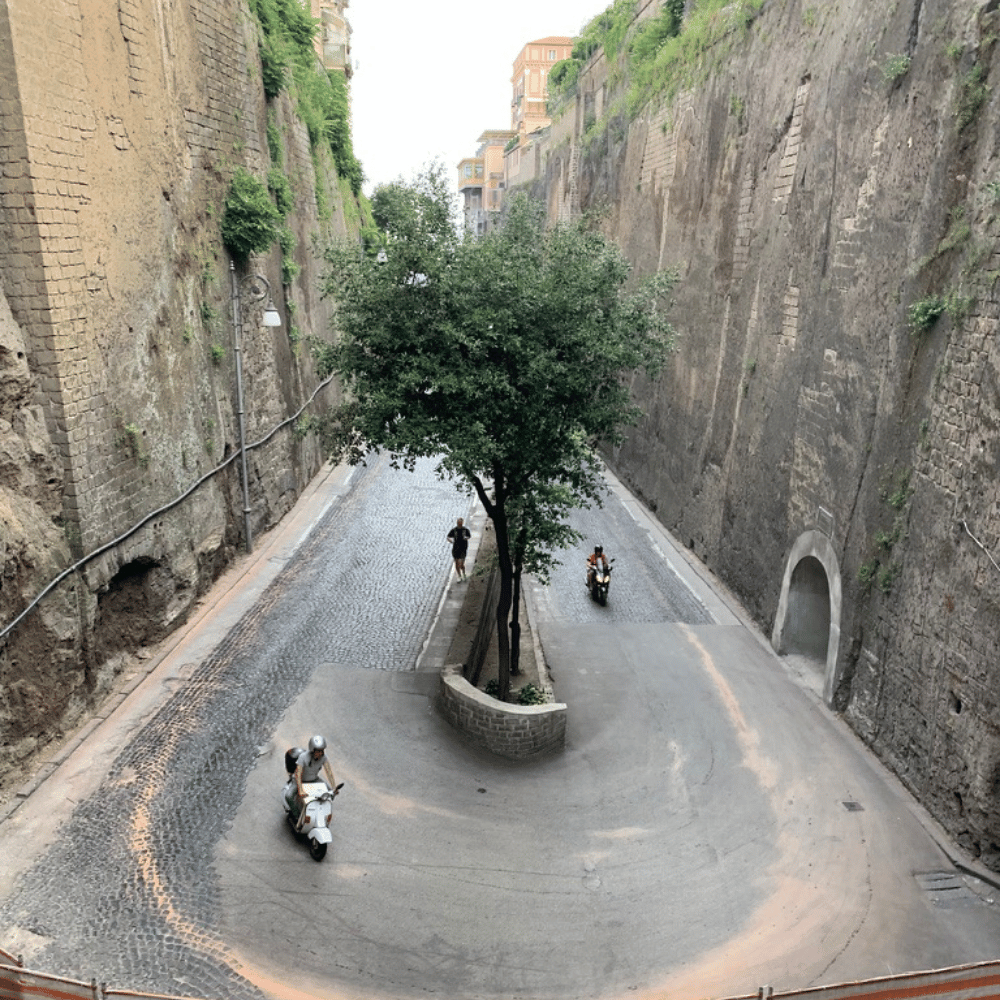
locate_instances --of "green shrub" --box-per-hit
[279,227,300,284]
[877,563,900,594]
[221,168,282,260]
[881,54,911,83]
[247,0,363,195]
[259,35,290,99]
[858,559,879,590]
[267,116,284,165]
[881,469,912,510]
[516,683,548,706]
[200,300,217,327]
[631,0,685,64]
[548,58,581,96]
[268,167,295,216]
[956,63,988,131]
[908,295,945,333]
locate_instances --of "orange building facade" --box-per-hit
[458,130,516,235]
[457,36,572,231]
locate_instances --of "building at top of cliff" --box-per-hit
[457,36,571,229]
[510,37,572,140]
[505,37,572,189]
[459,130,516,235]
[309,0,352,75]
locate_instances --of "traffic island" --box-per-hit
[438,663,566,760]
[437,519,566,759]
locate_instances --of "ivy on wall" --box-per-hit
[247,0,364,195]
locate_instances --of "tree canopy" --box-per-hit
[318,166,677,697]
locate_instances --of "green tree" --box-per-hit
[319,169,677,699]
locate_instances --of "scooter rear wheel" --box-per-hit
[309,840,327,862]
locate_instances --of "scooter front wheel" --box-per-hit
[309,839,327,862]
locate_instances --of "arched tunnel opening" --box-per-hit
[782,555,831,663]
[92,556,175,663]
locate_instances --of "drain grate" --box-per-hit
[842,800,864,811]
[915,871,980,906]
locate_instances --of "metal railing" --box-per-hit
[0,957,217,1000]
[4,955,998,1000]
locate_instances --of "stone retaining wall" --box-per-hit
[437,663,566,760]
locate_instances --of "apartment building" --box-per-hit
[458,130,516,235]
[309,0,352,75]
[458,36,572,230]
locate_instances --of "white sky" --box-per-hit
[347,0,602,197]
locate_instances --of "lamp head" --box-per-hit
[262,300,281,327]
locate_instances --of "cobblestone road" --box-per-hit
[0,455,469,999]
[533,485,714,626]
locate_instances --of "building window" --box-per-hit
[475,164,483,177]
[549,49,556,60]
[464,164,472,178]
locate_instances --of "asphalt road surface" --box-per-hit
[1,457,998,1000]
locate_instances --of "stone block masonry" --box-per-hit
[0,0,349,780]
[526,0,1000,868]
[438,664,567,760]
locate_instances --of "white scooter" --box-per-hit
[282,747,344,861]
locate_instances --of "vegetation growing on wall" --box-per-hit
[247,0,364,195]
[549,0,762,121]
[221,167,283,260]
[858,468,912,596]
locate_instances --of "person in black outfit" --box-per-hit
[447,517,472,581]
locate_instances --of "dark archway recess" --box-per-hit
[783,555,831,662]
[92,557,177,662]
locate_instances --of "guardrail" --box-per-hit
[3,954,998,1000]
[723,960,1000,1000]
[0,959,215,1000]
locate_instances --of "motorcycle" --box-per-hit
[587,558,614,606]
[282,746,344,862]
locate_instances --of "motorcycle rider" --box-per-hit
[286,734,338,828]
[586,545,609,591]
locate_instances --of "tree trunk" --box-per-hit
[471,472,513,701]
[510,522,527,676]
[493,512,513,702]
[510,564,522,676]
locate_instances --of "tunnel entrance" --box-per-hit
[771,530,842,704]
[783,556,831,661]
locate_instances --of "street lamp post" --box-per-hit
[229,261,281,555]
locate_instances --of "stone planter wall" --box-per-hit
[438,664,566,760]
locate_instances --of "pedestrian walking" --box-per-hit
[447,517,472,581]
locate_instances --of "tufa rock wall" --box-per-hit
[0,0,358,781]
[530,0,1000,868]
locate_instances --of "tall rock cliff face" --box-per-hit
[0,0,360,781]
[534,0,1000,868]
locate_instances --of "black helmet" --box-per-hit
[595,545,603,555]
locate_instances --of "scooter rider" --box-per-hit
[586,545,609,590]
[288,735,337,828]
